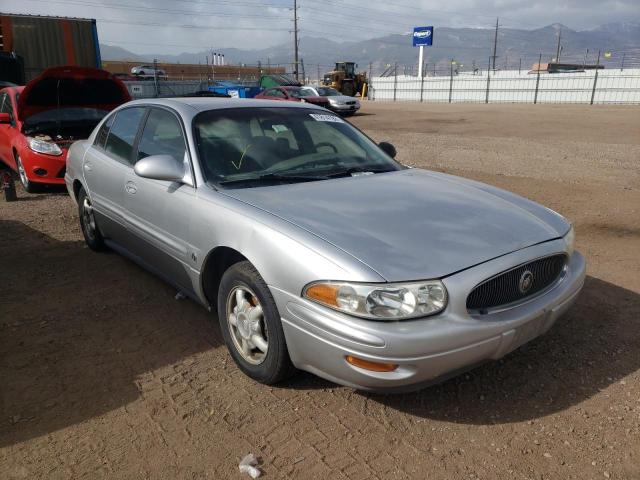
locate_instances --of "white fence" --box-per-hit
[370,69,640,104]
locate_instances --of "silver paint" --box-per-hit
[65,98,585,391]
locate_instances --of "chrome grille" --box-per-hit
[466,254,566,312]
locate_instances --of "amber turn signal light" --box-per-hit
[305,283,340,307]
[345,355,398,372]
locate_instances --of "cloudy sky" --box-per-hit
[4,0,639,54]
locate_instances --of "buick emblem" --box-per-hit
[519,270,534,294]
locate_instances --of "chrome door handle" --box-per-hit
[125,181,137,194]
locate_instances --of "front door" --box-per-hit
[123,106,198,295]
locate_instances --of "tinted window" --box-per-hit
[266,89,285,98]
[94,113,115,149]
[104,108,146,164]
[137,108,186,162]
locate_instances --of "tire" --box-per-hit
[341,82,355,97]
[15,154,39,194]
[77,186,106,251]
[217,261,295,384]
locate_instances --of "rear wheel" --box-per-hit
[78,187,106,251]
[217,261,295,384]
[16,154,38,194]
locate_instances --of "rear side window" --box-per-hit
[137,108,186,163]
[94,114,115,149]
[104,107,146,165]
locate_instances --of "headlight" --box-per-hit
[303,280,447,320]
[328,99,339,105]
[27,137,62,156]
[563,225,575,257]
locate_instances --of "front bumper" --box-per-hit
[21,149,67,185]
[273,239,585,392]
[328,103,360,113]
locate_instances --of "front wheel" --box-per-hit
[16,154,38,193]
[217,261,295,384]
[78,187,106,251]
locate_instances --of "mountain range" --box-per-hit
[100,22,640,75]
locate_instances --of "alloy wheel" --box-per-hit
[226,286,269,365]
[16,156,29,189]
[81,197,97,241]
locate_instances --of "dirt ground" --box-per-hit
[1,103,639,480]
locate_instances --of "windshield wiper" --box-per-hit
[325,166,396,178]
[219,172,328,186]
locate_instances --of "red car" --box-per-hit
[0,66,130,192]
[254,86,330,108]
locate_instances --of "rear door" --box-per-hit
[83,106,146,242]
[122,106,198,294]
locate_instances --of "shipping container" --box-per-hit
[0,13,101,82]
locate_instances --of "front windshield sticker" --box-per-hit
[309,113,344,123]
[272,124,288,133]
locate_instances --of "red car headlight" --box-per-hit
[27,137,63,156]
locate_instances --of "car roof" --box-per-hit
[124,97,327,113]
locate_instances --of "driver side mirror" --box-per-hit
[378,141,397,159]
[134,154,185,182]
[0,113,10,125]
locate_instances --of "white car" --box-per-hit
[302,86,360,116]
[131,65,166,77]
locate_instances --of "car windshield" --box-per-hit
[194,107,402,188]
[287,88,314,98]
[316,87,341,96]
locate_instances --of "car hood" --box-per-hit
[222,169,570,281]
[18,66,131,122]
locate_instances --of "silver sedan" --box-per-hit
[302,86,360,115]
[65,98,585,392]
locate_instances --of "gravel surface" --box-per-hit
[1,103,639,479]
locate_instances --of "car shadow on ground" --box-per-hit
[0,220,223,447]
[365,275,640,424]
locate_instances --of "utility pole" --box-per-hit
[491,17,499,71]
[555,28,562,63]
[293,0,299,81]
[583,48,589,69]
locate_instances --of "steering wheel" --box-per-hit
[315,142,338,154]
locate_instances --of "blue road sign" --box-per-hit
[413,26,434,47]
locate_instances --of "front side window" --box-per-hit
[0,93,14,121]
[104,107,146,165]
[194,107,401,187]
[137,108,186,163]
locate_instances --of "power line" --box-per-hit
[20,0,287,20]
